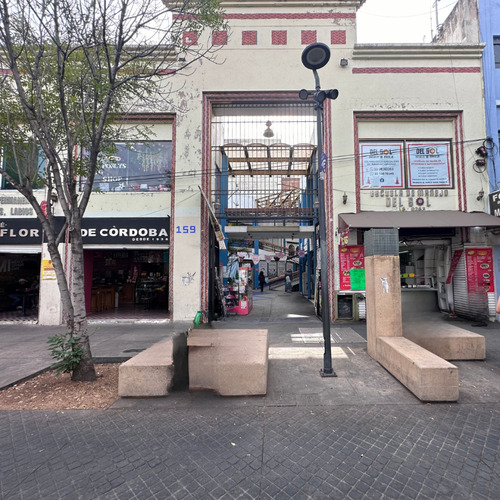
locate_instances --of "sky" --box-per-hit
[356,0,460,44]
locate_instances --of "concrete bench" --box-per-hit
[403,322,485,360]
[188,329,268,396]
[118,339,174,397]
[377,336,459,402]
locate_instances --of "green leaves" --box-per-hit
[47,333,84,376]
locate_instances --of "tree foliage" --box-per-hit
[0,0,225,380]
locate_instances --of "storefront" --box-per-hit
[337,210,500,321]
[0,218,42,313]
[82,217,170,314]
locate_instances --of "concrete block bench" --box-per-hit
[187,329,268,396]
[377,336,459,402]
[403,322,485,360]
[118,339,174,397]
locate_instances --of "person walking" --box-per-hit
[258,271,266,292]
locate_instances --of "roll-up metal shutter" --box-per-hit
[452,249,468,316]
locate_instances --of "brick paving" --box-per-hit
[1,403,500,499]
[2,291,500,499]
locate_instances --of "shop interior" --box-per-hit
[84,250,169,314]
[0,253,41,313]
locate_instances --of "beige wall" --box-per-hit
[161,1,487,320]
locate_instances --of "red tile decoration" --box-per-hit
[242,30,257,45]
[213,31,228,46]
[331,30,346,44]
[352,67,481,74]
[272,31,287,45]
[183,31,198,46]
[301,30,317,45]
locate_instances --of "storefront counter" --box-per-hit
[91,286,115,312]
[401,288,439,317]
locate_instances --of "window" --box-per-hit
[359,140,453,189]
[494,36,500,69]
[0,143,45,190]
[91,141,172,192]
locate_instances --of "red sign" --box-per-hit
[446,249,463,285]
[465,248,494,293]
[339,245,365,290]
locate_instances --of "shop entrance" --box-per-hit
[84,249,169,317]
[207,100,319,320]
[0,252,41,318]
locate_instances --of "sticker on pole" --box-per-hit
[319,152,328,180]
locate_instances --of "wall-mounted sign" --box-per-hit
[489,190,500,217]
[81,217,170,244]
[360,142,404,189]
[339,245,365,290]
[465,248,493,293]
[0,218,43,244]
[407,142,452,188]
[41,259,57,280]
[0,217,170,246]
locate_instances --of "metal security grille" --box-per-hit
[210,103,318,227]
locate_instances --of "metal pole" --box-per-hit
[313,69,336,377]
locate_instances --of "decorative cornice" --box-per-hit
[219,1,365,8]
[353,43,485,60]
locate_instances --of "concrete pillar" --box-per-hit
[364,229,402,358]
[365,255,402,357]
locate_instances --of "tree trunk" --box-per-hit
[69,222,96,382]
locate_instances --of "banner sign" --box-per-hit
[465,248,494,293]
[339,245,365,290]
[407,142,452,188]
[359,142,404,189]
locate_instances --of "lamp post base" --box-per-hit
[320,368,337,378]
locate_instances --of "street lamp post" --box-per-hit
[300,43,338,377]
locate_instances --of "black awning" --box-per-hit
[338,211,500,231]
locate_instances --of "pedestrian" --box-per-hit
[8,278,30,310]
[258,271,266,292]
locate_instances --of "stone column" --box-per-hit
[364,229,402,358]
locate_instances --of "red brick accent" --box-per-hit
[242,31,257,45]
[353,67,481,74]
[301,30,317,45]
[212,31,228,46]
[272,31,287,45]
[225,13,355,20]
[331,30,346,45]
[183,31,198,46]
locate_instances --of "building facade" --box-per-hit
[1,0,499,325]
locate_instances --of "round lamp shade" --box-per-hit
[301,43,331,70]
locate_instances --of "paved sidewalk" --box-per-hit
[1,291,500,499]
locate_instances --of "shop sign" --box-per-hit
[41,259,57,280]
[368,188,449,212]
[489,190,500,217]
[407,142,452,188]
[465,248,493,293]
[0,216,170,246]
[339,245,365,290]
[359,142,404,189]
[0,218,43,244]
[0,195,34,217]
[81,217,170,244]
